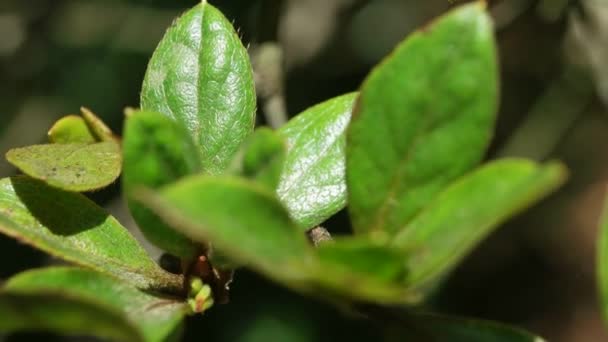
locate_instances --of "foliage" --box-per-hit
[0,1,566,341]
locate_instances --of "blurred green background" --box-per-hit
[1,0,608,341]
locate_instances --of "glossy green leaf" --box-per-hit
[123,111,201,258]
[597,192,608,323]
[6,142,122,192]
[393,159,566,294]
[4,267,187,342]
[0,292,141,342]
[80,107,117,142]
[385,312,545,342]
[232,127,286,190]
[141,2,256,175]
[347,3,498,235]
[0,177,182,292]
[136,175,420,305]
[316,236,407,284]
[278,93,356,229]
[47,115,96,144]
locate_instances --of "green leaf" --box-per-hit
[278,93,356,229]
[316,236,407,283]
[347,3,498,235]
[0,292,141,342]
[392,159,566,294]
[123,111,201,258]
[80,107,117,142]
[6,142,122,192]
[141,2,256,175]
[136,175,310,276]
[136,175,420,305]
[232,127,286,190]
[385,312,545,342]
[598,192,608,324]
[0,177,182,291]
[47,115,96,144]
[4,267,187,342]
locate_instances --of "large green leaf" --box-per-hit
[347,3,498,235]
[3,267,187,342]
[136,175,420,305]
[0,292,140,342]
[0,177,181,291]
[6,142,122,192]
[393,159,566,294]
[123,111,201,258]
[385,312,545,342]
[141,1,256,175]
[598,192,608,323]
[278,93,356,229]
[47,115,96,144]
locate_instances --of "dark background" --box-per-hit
[1,0,607,341]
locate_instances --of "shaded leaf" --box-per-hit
[6,142,122,192]
[385,311,545,342]
[347,3,498,235]
[278,93,356,229]
[4,267,187,342]
[141,2,256,175]
[0,177,182,292]
[393,159,566,294]
[232,127,286,190]
[597,190,608,323]
[0,292,141,342]
[47,115,96,144]
[123,111,201,258]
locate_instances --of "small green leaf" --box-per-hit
[141,2,256,175]
[136,175,311,276]
[278,93,356,229]
[385,312,545,342]
[0,177,181,291]
[347,3,498,235]
[123,111,201,258]
[598,192,608,324]
[6,142,122,192]
[0,292,141,342]
[393,159,566,294]
[316,236,407,283]
[136,175,420,305]
[48,115,96,144]
[4,267,187,342]
[80,107,117,142]
[232,127,286,190]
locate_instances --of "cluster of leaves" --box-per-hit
[0,1,566,341]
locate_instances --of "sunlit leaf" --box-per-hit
[347,3,498,235]
[6,142,122,192]
[141,2,256,175]
[278,93,356,229]
[0,177,181,292]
